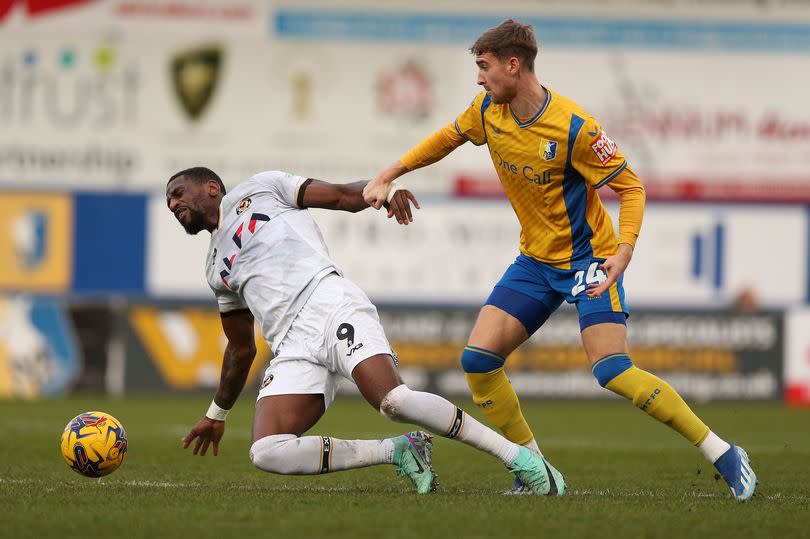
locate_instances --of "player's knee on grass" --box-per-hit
[249,434,300,474]
[379,383,411,422]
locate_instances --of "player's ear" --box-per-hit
[207,180,221,197]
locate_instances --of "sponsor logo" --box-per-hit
[290,71,312,120]
[0,0,96,24]
[0,193,72,293]
[129,307,269,389]
[115,2,254,21]
[236,197,251,215]
[211,248,217,266]
[12,210,46,269]
[540,139,558,161]
[0,296,79,398]
[0,45,139,130]
[492,150,553,186]
[171,43,222,121]
[590,130,618,165]
[376,60,434,121]
[260,373,274,389]
[640,387,661,411]
[347,342,364,356]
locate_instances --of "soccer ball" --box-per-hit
[60,411,128,477]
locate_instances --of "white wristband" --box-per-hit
[205,400,230,422]
[386,180,404,204]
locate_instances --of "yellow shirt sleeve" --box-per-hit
[608,166,646,247]
[400,92,488,171]
[572,116,645,247]
[400,122,466,171]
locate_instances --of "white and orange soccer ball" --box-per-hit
[60,411,128,477]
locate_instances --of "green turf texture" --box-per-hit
[1,396,808,538]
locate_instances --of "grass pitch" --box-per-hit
[1,395,808,538]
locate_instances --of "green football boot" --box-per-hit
[507,446,566,496]
[392,431,437,494]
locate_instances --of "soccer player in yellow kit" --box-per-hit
[364,19,756,500]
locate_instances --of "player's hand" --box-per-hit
[364,162,408,209]
[363,175,392,209]
[182,417,225,457]
[587,244,634,298]
[384,189,420,225]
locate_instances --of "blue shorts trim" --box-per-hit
[485,285,554,335]
[579,311,628,331]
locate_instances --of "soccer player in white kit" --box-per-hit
[166,166,565,495]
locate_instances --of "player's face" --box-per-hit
[475,52,517,104]
[166,177,208,235]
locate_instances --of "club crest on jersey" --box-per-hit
[540,139,558,161]
[590,131,618,165]
[236,197,252,215]
[260,373,274,389]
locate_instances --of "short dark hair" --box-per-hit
[470,19,538,72]
[167,166,226,195]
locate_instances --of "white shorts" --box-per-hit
[256,273,394,408]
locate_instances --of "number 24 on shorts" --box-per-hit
[571,262,607,296]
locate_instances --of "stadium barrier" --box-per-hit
[0,190,805,401]
[0,297,788,402]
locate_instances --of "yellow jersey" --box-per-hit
[447,88,644,269]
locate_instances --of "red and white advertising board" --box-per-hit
[785,308,810,406]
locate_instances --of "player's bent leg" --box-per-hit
[352,356,564,495]
[352,354,437,493]
[582,322,711,444]
[250,394,394,475]
[252,393,325,441]
[377,383,565,496]
[465,304,560,494]
[464,305,534,446]
[582,322,755,500]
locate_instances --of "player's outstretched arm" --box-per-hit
[363,161,409,210]
[363,123,466,209]
[182,309,257,456]
[300,179,420,225]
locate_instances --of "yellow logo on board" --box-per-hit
[0,193,72,293]
[130,307,271,389]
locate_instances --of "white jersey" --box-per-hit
[205,171,339,351]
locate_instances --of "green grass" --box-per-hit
[1,396,808,538]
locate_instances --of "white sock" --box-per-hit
[698,431,731,463]
[523,438,543,457]
[380,438,395,463]
[380,384,520,465]
[250,434,390,474]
